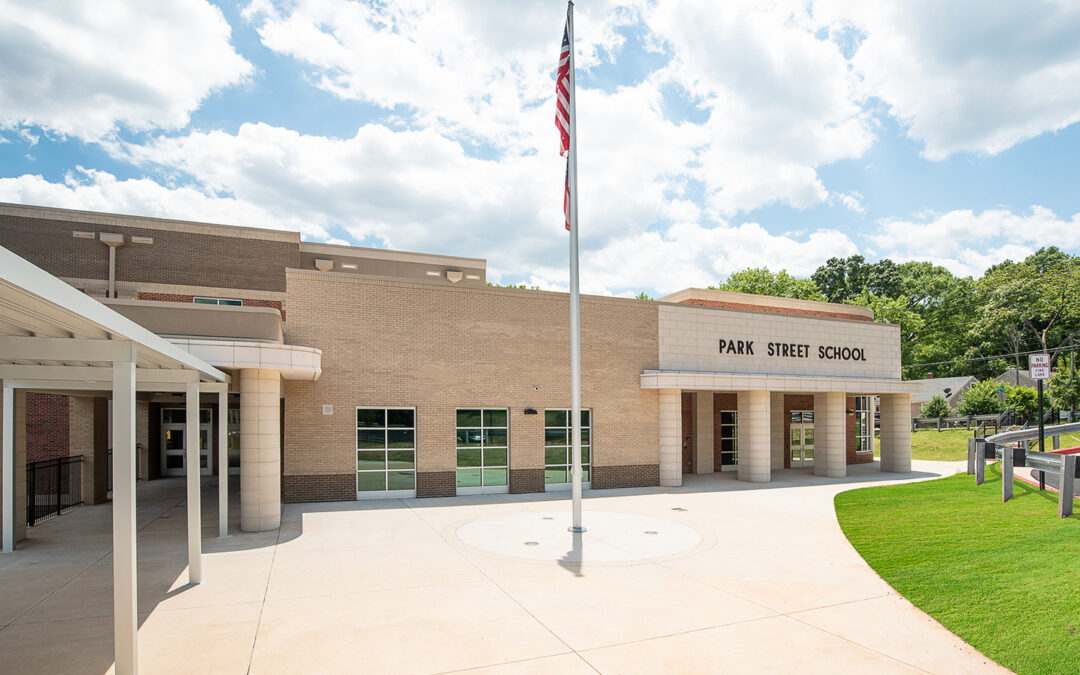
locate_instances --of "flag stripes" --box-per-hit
[556,26,571,157]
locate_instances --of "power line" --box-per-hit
[903,343,1075,369]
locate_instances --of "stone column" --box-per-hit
[659,389,682,487]
[879,393,912,473]
[770,392,785,471]
[694,392,714,474]
[240,369,281,531]
[814,392,847,478]
[737,390,771,483]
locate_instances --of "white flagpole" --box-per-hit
[566,1,585,534]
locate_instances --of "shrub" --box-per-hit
[957,380,1005,415]
[919,395,952,418]
[1005,385,1039,422]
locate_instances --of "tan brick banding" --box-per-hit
[282,474,355,503]
[26,393,69,462]
[416,471,456,498]
[509,468,545,494]
[677,298,874,322]
[591,464,659,489]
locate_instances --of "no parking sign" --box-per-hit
[1030,353,1050,380]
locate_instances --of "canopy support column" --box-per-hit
[218,389,228,538]
[112,350,138,675]
[2,381,13,553]
[185,380,202,584]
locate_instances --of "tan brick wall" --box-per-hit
[282,273,660,491]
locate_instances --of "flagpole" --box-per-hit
[566,0,585,534]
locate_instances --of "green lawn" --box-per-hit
[835,464,1080,674]
[874,428,973,461]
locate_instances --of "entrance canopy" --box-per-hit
[640,369,921,395]
[1,244,228,675]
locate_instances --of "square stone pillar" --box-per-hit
[770,392,785,471]
[694,392,714,474]
[737,390,770,483]
[814,392,847,478]
[240,369,281,531]
[658,389,682,487]
[879,393,912,473]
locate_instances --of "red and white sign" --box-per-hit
[1030,353,1051,380]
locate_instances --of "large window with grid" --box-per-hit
[544,409,590,485]
[719,410,738,469]
[855,396,873,453]
[456,409,508,489]
[356,407,416,496]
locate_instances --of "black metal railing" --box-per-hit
[26,455,84,526]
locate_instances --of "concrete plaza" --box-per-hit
[0,463,1007,674]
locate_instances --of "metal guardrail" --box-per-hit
[987,421,1080,445]
[27,455,84,526]
[968,438,1076,518]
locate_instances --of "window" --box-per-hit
[227,407,240,474]
[456,409,508,488]
[356,407,416,495]
[855,396,873,453]
[193,297,242,306]
[544,409,590,484]
[719,410,738,468]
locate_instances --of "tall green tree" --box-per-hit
[811,255,902,303]
[710,268,825,301]
[972,247,1080,357]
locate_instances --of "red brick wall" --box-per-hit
[681,392,695,474]
[26,393,70,462]
[135,293,285,320]
[137,292,194,303]
[243,298,285,321]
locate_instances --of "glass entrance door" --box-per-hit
[790,410,815,468]
[161,408,213,477]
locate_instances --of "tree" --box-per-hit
[710,267,825,301]
[957,380,1005,415]
[1005,385,1038,422]
[920,395,952,418]
[1048,366,1080,413]
[972,248,1080,356]
[844,292,925,377]
[635,291,653,301]
[811,255,902,303]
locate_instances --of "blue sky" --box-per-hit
[1,0,1079,297]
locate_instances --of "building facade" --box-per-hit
[0,203,916,537]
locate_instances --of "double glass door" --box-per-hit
[790,410,814,468]
[162,408,212,477]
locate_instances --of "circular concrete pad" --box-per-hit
[455,510,703,562]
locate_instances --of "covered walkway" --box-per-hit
[0,461,1005,674]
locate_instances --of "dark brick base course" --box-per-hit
[282,473,355,503]
[509,468,545,494]
[416,471,456,498]
[591,464,660,489]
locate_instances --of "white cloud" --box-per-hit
[0,168,331,241]
[0,0,251,141]
[816,0,1080,159]
[867,205,1080,276]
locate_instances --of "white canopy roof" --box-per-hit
[0,245,227,386]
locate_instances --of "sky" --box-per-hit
[1,0,1079,298]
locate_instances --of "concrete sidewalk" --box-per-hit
[0,462,1008,674]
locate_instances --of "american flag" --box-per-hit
[556,26,571,156]
[556,24,571,230]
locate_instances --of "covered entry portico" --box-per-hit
[0,245,229,674]
[643,371,918,487]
